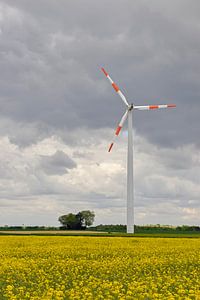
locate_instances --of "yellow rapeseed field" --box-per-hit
[0,236,200,299]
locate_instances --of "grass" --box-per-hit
[0,230,200,238]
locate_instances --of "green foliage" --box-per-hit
[58,213,81,230]
[89,224,126,232]
[89,224,200,233]
[79,210,95,227]
[0,226,58,231]
[58,210,95,230]
[0,223,199,234]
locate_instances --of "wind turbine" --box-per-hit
[101,67,176,233]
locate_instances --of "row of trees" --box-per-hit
[1,223,200,232]
[58,210,95,230]
[1,209,199,232]
[89,224,200,233]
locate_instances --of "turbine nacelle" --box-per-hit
[128,104,134,111]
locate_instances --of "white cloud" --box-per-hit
[0,127,199,226]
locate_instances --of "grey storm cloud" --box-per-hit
[0,0,199,148]
[40,150,76,175]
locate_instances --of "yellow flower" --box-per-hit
[0,236,200,299]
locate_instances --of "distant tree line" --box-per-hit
[89,224,200,233]
[1,223,200,233]
[0,226,58,231]
[89,224,126,232]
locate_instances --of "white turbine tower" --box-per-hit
[101,67,176,234]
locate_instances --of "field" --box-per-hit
[0,236,200,299]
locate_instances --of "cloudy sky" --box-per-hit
[0,0,199,227]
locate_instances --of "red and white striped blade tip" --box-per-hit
[148,104,176,109]
[101,67,130,107]
[101,67,108,76]
[134,104,176,110]
[115,126,122,136]
[108,143,114,152]
[149,104,176,109]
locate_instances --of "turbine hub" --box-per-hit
[128,104,134,111]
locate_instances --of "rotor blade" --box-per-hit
[108,110,128,152]
[134,104,176,110]
[101,67,130,107]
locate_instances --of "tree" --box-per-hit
[58,213,81,230]
[79,210,95,227]
[58,210,95,230]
